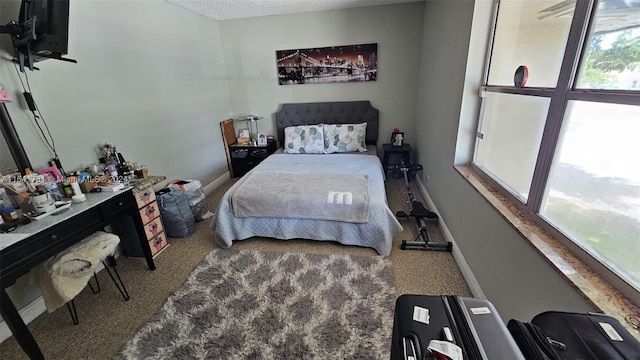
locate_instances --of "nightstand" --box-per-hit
[382,143,412,176]
[229,140,278,177]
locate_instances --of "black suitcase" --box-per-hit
[508,311,640,360]
[391,294,524,360]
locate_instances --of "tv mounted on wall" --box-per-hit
[0,0,76,71]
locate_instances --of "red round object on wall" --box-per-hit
[514,65,528,88]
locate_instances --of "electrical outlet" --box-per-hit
[425,173,430,186]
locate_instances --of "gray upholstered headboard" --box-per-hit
[274,101,379,146]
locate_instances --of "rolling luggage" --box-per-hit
[391,294,524,360]
[508,311,640,360]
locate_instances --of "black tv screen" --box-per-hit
[12,0,74,71]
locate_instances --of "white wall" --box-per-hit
[0,0,232,184]
[219,2,425,149]
[415,0,594,322]
[0,0,230,324]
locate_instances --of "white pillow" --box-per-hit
[323,123,367,153]
[283,125,324,154]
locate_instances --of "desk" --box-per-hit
[0,188,155,359]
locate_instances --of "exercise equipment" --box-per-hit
[393,160,452,252]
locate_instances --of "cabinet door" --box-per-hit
[232,161,254,177]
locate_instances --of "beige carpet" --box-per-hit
[0,177,471,359]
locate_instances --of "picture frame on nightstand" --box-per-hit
[257,133,267,145]
[391,132,404,147]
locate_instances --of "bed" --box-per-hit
[210,100,403,256]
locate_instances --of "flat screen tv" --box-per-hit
[1,0,76,71]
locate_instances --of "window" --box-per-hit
[474,0,640,303]
[474,92,549,202]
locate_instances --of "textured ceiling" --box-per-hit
[167,0,424,21]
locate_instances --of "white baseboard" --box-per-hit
[0,296,47,344]
[415,178,487,299]
[0,248,124,344]
[203,172,230,195]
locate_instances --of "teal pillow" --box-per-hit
[323,123,367,153]
[283,125,324,154]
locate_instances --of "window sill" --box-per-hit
[454,164,639,338]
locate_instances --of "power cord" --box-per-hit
[13,62,66,176]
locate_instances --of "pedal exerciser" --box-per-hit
[394,160,452,252]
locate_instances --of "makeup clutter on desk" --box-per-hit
[0,142,151,232]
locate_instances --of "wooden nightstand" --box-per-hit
[229,140,278,177]
[382,143,412,176]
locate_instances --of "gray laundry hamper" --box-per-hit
[156,188,195,238]
[167,179,214,222]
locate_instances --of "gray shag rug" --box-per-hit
[115,249,397,359]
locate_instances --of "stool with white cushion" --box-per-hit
[30,231,130,325]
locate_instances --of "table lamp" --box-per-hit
[237,115,263,145]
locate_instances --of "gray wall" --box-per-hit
[415,0,593,321]
[0,0,231,184]
[219,2,425,149]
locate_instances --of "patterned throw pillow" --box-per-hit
[323,123,367,153]
[283,125,324,154]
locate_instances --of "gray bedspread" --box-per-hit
[231,172,370,223]
[210,153,403,256]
